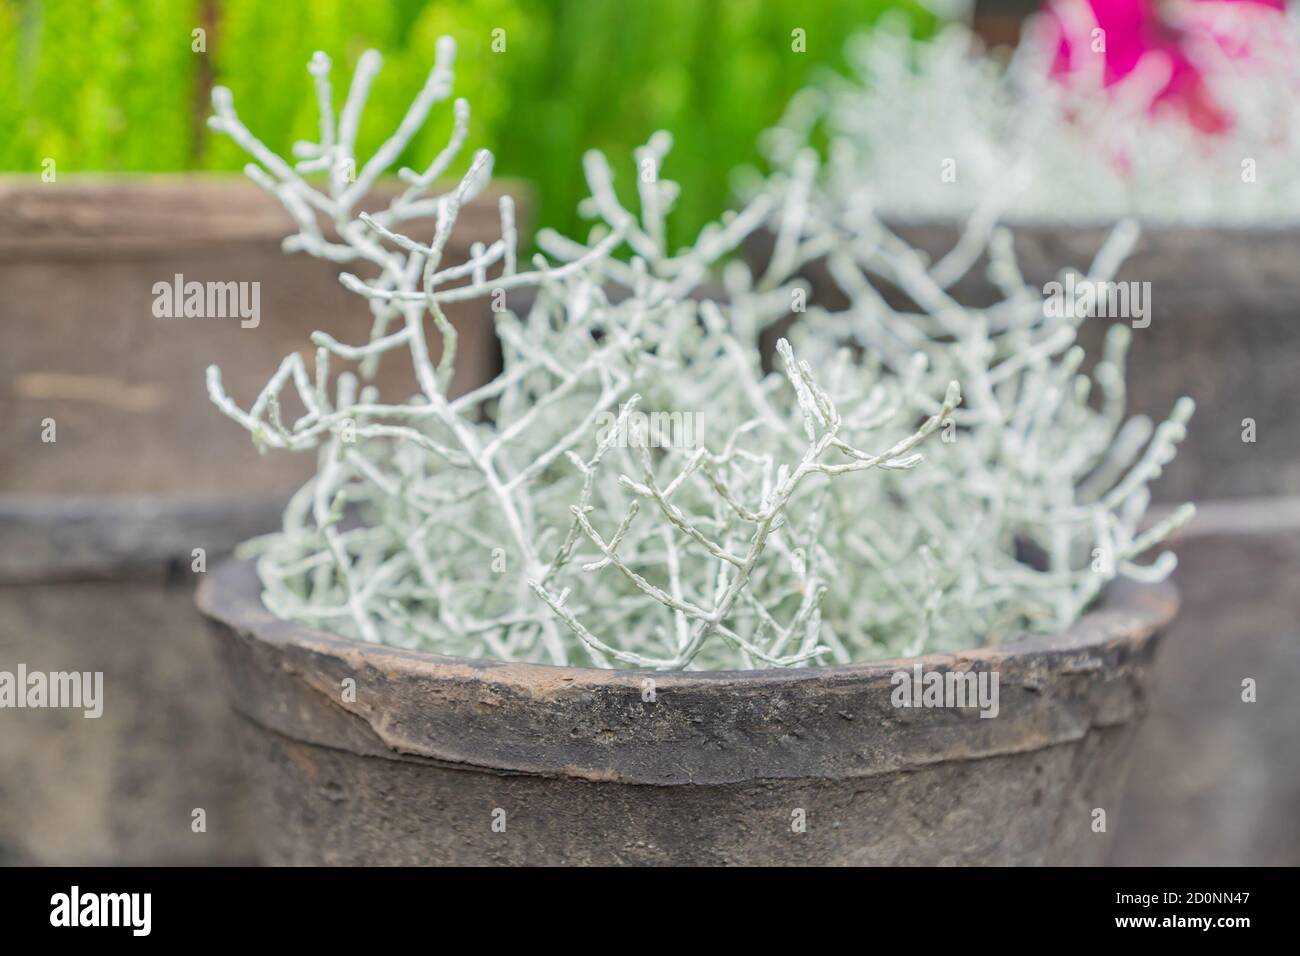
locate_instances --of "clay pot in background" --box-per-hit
[200,558,1176,866]
[0,176,512,497]
[0,176,524,863]
[893,221,1300,504]
[971,0,1038,49]
[0,498,279,864]
[752,221,1300,503]
[1110,497,1300,866]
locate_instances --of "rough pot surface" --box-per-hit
[199,559,1177,865]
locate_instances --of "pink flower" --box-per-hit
[1046,0,1286,133]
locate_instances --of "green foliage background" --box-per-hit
[0,0,932,245]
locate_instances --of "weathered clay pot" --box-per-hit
[1110,496,1300,866]
[199,558,1177,865]
[752,221,1300,502]
[0,176,513,496]
[0,496,279,864]
[0,176,520,863]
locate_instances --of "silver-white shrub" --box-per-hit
[205,37,1189,670]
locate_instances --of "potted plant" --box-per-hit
[197,37,1192,865]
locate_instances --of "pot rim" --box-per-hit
[198,555,1178,687]
[0,176,528,260]
[199,556,1178,783]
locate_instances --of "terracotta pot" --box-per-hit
[1110,496,1300,866]
[199,557,1176,865]
[0,176,523,863]
[750,221,1300,502]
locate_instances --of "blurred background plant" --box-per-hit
[771,2,1300,225]
[0,0,935,248]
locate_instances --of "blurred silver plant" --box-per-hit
[780,11,1300,225]
[205,36,1188,670]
